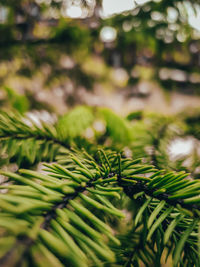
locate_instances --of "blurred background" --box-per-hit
[0,0,200,115]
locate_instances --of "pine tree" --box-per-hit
[0,107,199,267]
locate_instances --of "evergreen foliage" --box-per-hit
[0,107,200,266]
[1,0,200,110]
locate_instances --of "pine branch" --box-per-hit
[0,152,125,266]
[0,108,96,167]
[0,110,200,266]
[0,111,69,166]
[0,174,91,267]
[0,111,67,146]
[55,150,200,265]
